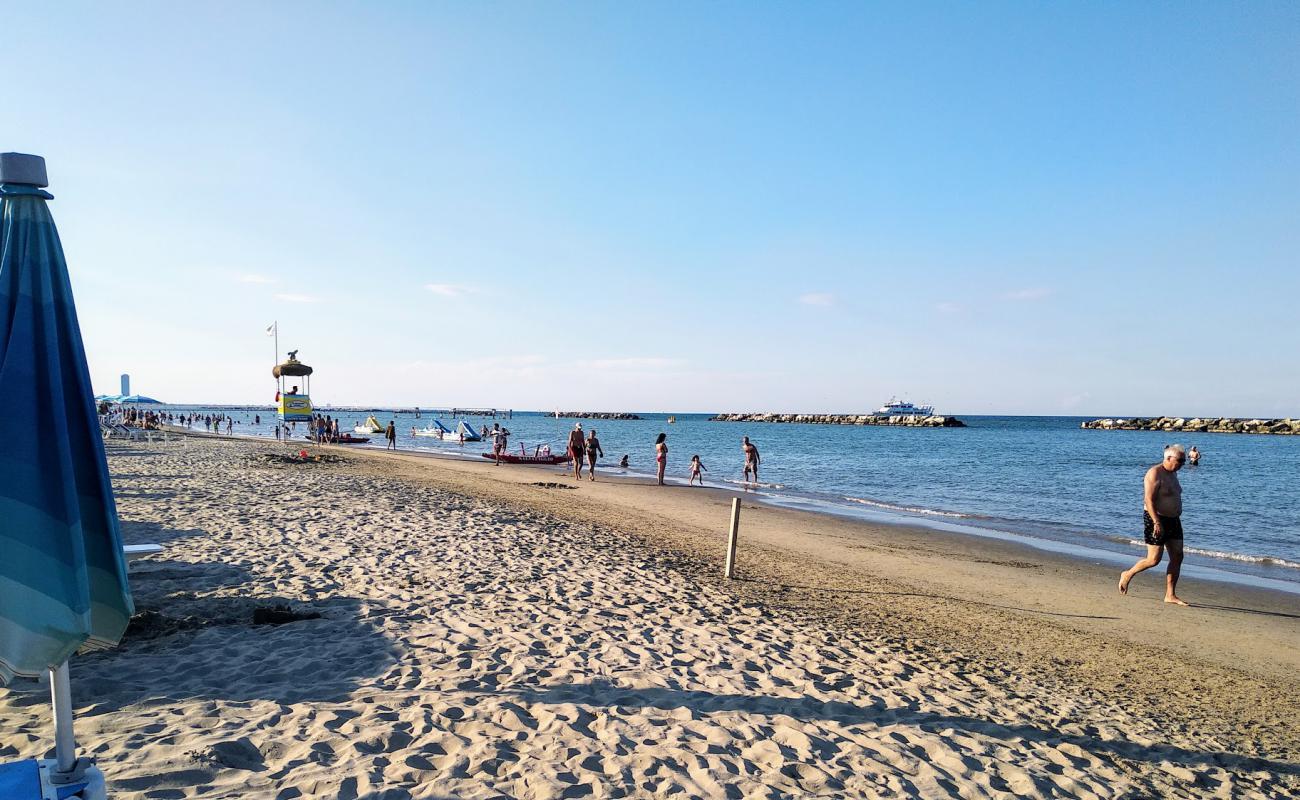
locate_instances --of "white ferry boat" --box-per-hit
[874,398,935,417]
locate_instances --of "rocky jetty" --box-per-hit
[1082,416,1300,435]
[554,411,643,421]
[710,413,965,428]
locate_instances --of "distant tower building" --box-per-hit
[120,374,130,397]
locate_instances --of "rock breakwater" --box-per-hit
[710,413,965,427]
[554,411,643,421]
[1082,417,1300,435]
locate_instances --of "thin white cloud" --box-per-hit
[798,292,835,306]
[425,283,473,298]
[576,357,685,370]
[935,302,963,314]
[1004,287,1053,301]
[237,273,277,284]
[398,355,546,370]
[275,293,320,304]
[1061,392,1090,410]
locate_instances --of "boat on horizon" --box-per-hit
[873,398,935,417]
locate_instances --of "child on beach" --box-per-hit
[688,455,707,486]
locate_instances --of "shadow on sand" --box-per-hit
[117,520,209,547]
[507,679,1298,778]
[1188,602,1300,620]
[0,557,402,714]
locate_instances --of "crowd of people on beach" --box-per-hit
[100,405,249,435]
[100,405,171,430]
[188,412,239,435]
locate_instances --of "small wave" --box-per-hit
[1120,539,1300,570]
[721,478,787,490]
[841,496,969,519]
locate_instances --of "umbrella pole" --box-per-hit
[50,661,77,773]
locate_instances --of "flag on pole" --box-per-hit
[266,322,276,336]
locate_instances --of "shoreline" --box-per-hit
[184,427,1300,595]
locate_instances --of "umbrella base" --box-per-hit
[0,759,105,800]
[41,759,106,800]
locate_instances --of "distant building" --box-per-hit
[120,374,130,396]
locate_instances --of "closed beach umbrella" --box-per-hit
[0,152,131,796]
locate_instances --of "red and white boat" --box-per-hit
[481,452,569,465]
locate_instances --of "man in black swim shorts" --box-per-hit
[1143,511,1183,546]
[1120,445,1189,605]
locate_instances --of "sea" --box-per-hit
[151,407,1300,596]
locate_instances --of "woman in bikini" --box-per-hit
[654,433,668,485]
[586,428,604,481]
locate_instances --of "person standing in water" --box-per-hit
[654,433,668,485]
[1119,444,1189,605]
[567,423,586,480]
[385,421,397,450]
[688,455,707,486]
[585,428,604,481]
[742,436,761,484]
[1188,445,1200,465]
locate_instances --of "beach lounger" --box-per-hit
[123,543,163,563]
[105,424,146,441]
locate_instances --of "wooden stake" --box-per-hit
[724,497,741,579]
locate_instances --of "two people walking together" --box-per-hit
[568,423,605,481]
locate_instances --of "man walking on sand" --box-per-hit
[1120,444,1189,605]
[742,436,761,484]
[385,421,397,450]
[567,423,586,480]
[491,423,510,465]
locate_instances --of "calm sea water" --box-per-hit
[154,408,1300,594]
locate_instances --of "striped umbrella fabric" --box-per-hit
[0,153,133,684]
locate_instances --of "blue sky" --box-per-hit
[4,2,1298,415]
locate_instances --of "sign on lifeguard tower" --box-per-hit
[273,350,314,422]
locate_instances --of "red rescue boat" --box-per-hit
[481,452,569,465]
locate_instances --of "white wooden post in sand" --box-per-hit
[724,497,741,579]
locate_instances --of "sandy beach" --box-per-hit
[2,434,1297,799]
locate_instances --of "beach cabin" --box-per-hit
[273,351,314,422]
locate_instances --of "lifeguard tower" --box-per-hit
[273,350,314,422]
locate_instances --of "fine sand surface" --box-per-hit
[1,435,1296,799]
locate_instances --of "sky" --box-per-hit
[3,2,1298,415]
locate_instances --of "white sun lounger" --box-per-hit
[123,544,163,562]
